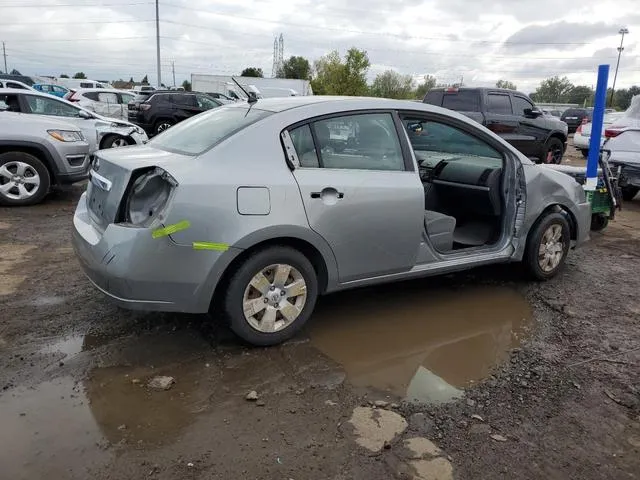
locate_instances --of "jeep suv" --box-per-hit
[128,92,225,135]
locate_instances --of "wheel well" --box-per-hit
[0,145,56,184]
[99,134,132,149]
[209,237,330,311]
[548,132,567,145]
[539,204,577,240]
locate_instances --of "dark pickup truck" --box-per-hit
[424,87,569,164]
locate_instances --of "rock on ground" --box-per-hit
[348,406,407,452]
[147,376,175,390]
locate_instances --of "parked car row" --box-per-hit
[0,88,148,205]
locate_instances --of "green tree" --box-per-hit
[129,77,135,83]
[370,70,414,99]
[10,69,21,75]
[241,67,264,78]
[311,48,370,96]
[72,72,87,79]
[60,74,69,78]
[277,56,311,80]
[565,85,594,106]
[414,75,437,99]
[496,79,517,90]
[532,76,574,103]
[141,75,149,85]
[610,86,640,111]
[182,80,192,92]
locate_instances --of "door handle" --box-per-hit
[310,189,344,199]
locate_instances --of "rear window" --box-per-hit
[150,106,272,155]
[423,90,443,106]
[562,108,589,118]
[82,92,100,101]
[441,91,481,112]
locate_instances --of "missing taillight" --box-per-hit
[119,168,177,227]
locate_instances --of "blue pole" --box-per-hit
[585,64,610,190]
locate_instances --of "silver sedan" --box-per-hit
[72,97,591,345]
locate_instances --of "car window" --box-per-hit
[487,94,512,115]
[441,91,481,112]
[423,90,443,106]
[80,82,93,88]
[53,86,66,94]
[402,117,502,168]
[8,82,28,89]
[120,93,134,104]
[23,94,81,117]
[512,96,534,116]
[302,113,405,171]
[97,92,118,103]
[171,94,196,106]
[0,94,20,111]
[196,95,219,110]
[289,124,319,167]
[83,91,100,101]
[150,107,272,155]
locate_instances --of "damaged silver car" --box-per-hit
[72,97,591,346]
[0,88,148,151]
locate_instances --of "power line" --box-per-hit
[0,19,153,25]
[0,1,152,6]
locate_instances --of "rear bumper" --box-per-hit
[71,192,232,313]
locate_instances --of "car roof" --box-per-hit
[74,88,127,94]
[0,88,64,97]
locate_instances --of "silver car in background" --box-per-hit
[0,110,90,205]
[72,97,591,346]
[0,89,147,151]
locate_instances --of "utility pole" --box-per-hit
[155,0,161,88]
[171,60,176,88]
[2,42,7,74]
[609,27,629,108]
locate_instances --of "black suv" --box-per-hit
[424,87,569,163]
[560,108,593,133]
[128,92,224,135]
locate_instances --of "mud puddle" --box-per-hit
[310,285,532,404]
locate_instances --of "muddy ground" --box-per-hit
[1,153,639,479]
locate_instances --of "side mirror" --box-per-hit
[524,108,543,118]
[78,109,93,119]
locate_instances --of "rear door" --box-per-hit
[484,92,521,146]
[171,94,200,122]
[96,91,121,119]
[285,111,425,282]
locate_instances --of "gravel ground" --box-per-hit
[0,182,639,480]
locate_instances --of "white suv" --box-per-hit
[66,88,135,121]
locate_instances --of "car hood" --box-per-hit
[0,111,80,131]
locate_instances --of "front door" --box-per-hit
[286,112,424,283]
[510,94,547,158]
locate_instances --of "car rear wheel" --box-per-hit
[621,186,639,202]
[154,119,174,135]
[224,246,318,346]
[102,134,130,149]
[543,138,564,164]
[524,212,571,280]
[0,152,51,206]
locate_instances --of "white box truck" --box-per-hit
[191,74,313,99]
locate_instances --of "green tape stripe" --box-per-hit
[151,220,191,239]
[192,241,229,251]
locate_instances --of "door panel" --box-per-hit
[294,169,424,282]
[511,95,546,157]
[288,112,425,282]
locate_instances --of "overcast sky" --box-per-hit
[2,0,639,93]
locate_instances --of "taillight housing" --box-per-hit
[604,128,623,138]
[123,168,177,227]
[139,103,151,111]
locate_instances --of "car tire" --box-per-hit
[580,149,589,158]
[621,186,639,202]
[0,151,51,206]
[544,137,564,164]
[224,246,318,346]
[590,213,609,232]
[154,119,174,135]
[101,134,130,149]
[524,212,571,280]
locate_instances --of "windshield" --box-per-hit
[150,106,272,155]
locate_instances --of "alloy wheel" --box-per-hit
[111,137,129,148]
[0,161,41,201]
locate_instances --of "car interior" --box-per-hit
[402,117,505,253]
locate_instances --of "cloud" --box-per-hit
[0,0,638,93]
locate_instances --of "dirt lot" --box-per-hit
[1,177,639,480]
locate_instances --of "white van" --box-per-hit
[259,87,298,98]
